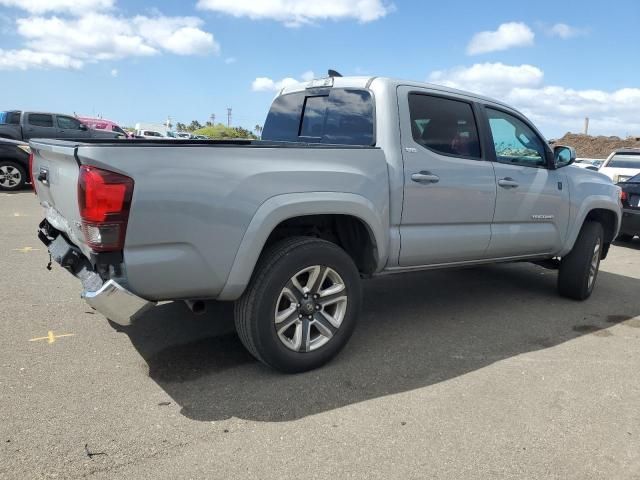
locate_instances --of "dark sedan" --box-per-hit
[617,173,640,241]
[0,137,30,191]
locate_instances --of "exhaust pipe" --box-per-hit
[185,299,206,315]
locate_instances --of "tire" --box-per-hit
[0,161,26,191]
[234,237,362,373]
[616,233,634,242]
[558,221,604,300]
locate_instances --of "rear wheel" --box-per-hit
[0,161,26,191]
[558,221,604,300]
[234,237,362,373]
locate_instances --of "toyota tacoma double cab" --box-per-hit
[30,74,622,373]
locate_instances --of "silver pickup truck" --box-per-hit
[31,75,622,373]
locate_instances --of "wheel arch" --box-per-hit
[560,200,620,258]
[218,192,389,300]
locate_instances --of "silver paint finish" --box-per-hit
[30,77,622,303]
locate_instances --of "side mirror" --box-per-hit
[79,123,88,131]
[553,145,575,169]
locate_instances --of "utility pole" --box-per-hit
[227,108,232,127]
[210,113,216,125]
[584,117,589,135]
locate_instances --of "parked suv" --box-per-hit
[599,148,640,183]
[31,75,622,373]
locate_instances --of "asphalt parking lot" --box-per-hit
[1,190,639,479]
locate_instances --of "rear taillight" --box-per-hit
[78,165,134,252]
[28,153,35,194]
[620,190,628,202]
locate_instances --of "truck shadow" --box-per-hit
[113,263,640,422]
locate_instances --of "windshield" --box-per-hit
[627,173,640,183]
[0,111,20,125]
[607,154,640,169]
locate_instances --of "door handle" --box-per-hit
[411,171,440,184]
[498,177,519,188]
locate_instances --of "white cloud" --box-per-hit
[252,71,316,91]
[0,48,83,70]
[13,13,219,64]
[301,70,315,81]
[467,22,534,55]
[110,68,118,77]
[0,0,113,14]
[197,0,393,27]
[429,62,544,98]
[548,23,584,39]
[428,62,640,137]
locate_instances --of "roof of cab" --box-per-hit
[278,75,514,111]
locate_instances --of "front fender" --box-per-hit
[217,192,390,300]
[558,196,621,257]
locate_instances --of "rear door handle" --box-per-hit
[498,177,519,188]
[411,172,440,184]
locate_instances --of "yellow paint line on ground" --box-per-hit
[29,331,75,344]
[12,247,40,253]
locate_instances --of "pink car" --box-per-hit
[77,117,130,138]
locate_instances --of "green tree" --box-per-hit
[188,120,203,132]
[193,123,258,140]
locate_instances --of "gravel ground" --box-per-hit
[1,190,639,479]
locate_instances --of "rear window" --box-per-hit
[27,113,53,127]
[607,154,640,169]
[262,88,374,146]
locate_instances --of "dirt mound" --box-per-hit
[551,133,640,159]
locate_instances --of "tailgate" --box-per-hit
[30,140,89,256]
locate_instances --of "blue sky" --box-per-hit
[0,0,638,137]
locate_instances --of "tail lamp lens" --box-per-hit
[28,152,35,193]
[78,165,134,252]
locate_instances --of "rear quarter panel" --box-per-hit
[76,144,389,300]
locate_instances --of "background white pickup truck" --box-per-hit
[31,74,622,372]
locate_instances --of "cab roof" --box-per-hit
[278,75,514,111]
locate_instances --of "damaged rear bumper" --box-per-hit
[83,279,154,326]
[39,219,154,326]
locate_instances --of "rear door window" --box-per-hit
[262,88,374,145]
[408,94,481,159]
[27,114,53,128]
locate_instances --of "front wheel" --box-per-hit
[234,237,362,373]
[558,221,604,300]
